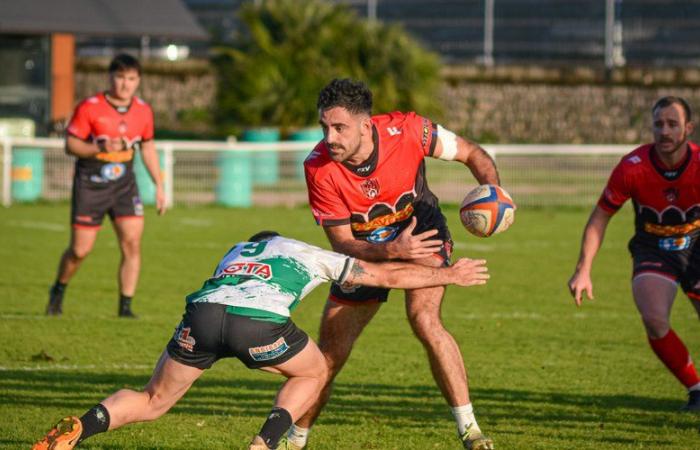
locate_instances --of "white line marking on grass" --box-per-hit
[0,363,152,371]
[177,218,213,227]
[7,220,66,232]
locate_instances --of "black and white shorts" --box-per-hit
[166,302,309,369]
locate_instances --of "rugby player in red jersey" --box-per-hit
[46,54,165,318]
[293,79,501,450]
[569,96,700,411]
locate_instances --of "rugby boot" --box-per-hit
[248,436,303,450]
[276,437,304,450]
[118,297,137,318]
[46,285,65,316]
[32,416,82,450]
[461,424,494,450]
[680,389,700,412]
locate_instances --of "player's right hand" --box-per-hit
[568,271,594,307]
[450,258,489,287]
[96,138,125,153]
[389,217,444,259]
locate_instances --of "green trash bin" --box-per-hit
[133,150,165,206]
[12,148,43,202]
[244,128,280,186]
[216,146,252,208]
[290,127,323,180]
[1,118,42,203]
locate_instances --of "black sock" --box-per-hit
[77,403,111,444]
[119,295,132,309]
[51,281,67,293]
[258,407,292,449]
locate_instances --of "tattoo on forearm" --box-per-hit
[350,261,368,280]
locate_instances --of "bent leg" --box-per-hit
[295,299,380,428]
[634,274,700,389]
[101,350,203,429]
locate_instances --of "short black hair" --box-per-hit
[317,78,372,115]
[248,230,280,242]
[109,53,141,76]
[652,96,692,122]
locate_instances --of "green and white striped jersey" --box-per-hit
[186,237,354,322]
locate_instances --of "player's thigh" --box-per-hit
[110,179,145,244]
[318,299,380,360]
[261,339,326,379]
[404,254,446,320]
[112,216,144,250]
[69,225,100,258]
[631,273,678,319]
[143,351,204,406]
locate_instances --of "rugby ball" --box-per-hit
[459,185,515,237]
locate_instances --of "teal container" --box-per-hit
[216,148,252,207]
[244,128,280,186]
[133,150,164,205]
[290,127,324,180]
[11,148,44,202]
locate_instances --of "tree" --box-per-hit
[214,0,443,136]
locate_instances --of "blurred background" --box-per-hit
[2,0,700,208]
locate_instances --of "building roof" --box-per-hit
[0,0,208,40]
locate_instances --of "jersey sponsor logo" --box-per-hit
[95,148,135,163]
[356,164,373,174]
[118,120,128,134]
[387,126,402,136]
[76,215,94,223]
[100,163,126,181]
[658,236,691,251]
[360,178,380,199]
[352,202,414,232]
[174,324,196,352]
[421,120,431,149]
[627,155,642,164]
[221,262,273,280]
[368,225,399,243]
[248,337,289,361]
[639,204,700,235]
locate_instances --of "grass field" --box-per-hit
[1,203,699,449]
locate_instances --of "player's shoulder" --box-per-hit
[75,93,103,110]
[303,141,332,173]
[131,96,153,112]
[372,111,423,127]
[619,144,652,167]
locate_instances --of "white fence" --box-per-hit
[1,137,631,208]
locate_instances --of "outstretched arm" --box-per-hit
[433,129,500,185]
[568,206,613,306]
[344,257,489,289]
[140,140,166,215]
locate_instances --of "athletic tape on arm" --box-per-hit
[436,125,458,161]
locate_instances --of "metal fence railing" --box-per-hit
[2,137,630,209]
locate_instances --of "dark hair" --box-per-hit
[109,53,141,75]
[652,96,692,122]
[248,230,280,242]
[317,78,372,115]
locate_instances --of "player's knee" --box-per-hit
[641,314,670,338]
[407,310,443,340]
[120,238,141,256]
[69,246,91,261]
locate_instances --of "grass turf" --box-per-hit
[1,203,699,449]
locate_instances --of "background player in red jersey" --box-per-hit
[46,54,165,318]
[569,96,700,411]
[293,79,501,450]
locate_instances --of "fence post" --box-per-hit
[2,137,11,207]
[482,0,495,66]
[163,144,174,208]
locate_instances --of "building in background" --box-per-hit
[0,0,207,136]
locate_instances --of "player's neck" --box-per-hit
[346,138,374,166]
[105,91,132,107]
[653,142,689,169]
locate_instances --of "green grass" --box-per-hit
[1,203,699,449]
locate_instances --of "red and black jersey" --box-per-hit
[598,142,700,248]
[304,111,447,242]
[67,92,154,184]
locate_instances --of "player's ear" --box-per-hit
[686,120,695,136]
[360,116,372,135]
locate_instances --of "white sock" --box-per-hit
[287,424,310,447]
[451,403,480,436]
[689,382,700,392]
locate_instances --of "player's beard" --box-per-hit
[656,129,687,155]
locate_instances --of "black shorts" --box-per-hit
[329,227,454,305]
[166,302,309,370]
[71,174,143,227]
[630,240,700,300]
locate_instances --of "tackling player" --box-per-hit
[46,54,165,318]
[33,231,489,450]
[569,96,700,411]
[297,78,502,450]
